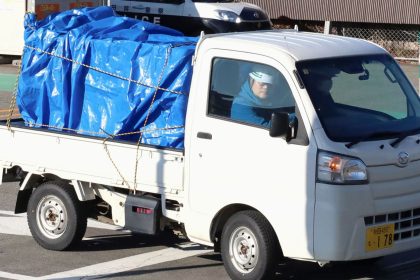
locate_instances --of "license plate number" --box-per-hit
[365,224,395,252]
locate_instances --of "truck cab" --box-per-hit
[111,0,272,35]
[184,31,420,278]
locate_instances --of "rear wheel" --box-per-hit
[27,181,87,250]
[221,210,279,280]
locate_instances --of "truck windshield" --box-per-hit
[296,54,420,142]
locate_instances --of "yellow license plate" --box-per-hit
[365,224,395,252]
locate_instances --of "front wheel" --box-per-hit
[27,181,87,251]
[221,210,279,280]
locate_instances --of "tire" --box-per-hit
[221,210,279,280]
[27,181,87,251]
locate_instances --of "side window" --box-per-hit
[208,58,295,128]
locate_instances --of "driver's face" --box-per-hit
[251,80,271,99]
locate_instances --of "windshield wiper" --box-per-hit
[345,131,401,149]
[390,127,420,147]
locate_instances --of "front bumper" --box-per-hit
[314,182,420,261]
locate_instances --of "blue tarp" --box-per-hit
[17,6,197,149]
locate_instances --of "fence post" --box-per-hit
[324,21,332,35]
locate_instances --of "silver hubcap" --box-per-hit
[36,195,67,239]
[229,226,259,274]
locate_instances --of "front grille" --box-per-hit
[364,207,420,242]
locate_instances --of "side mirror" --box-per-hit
[269,112,290,139]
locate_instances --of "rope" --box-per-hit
[8,20,193,191]
[23,121,184,138]
[7,12,41,130]
[101,124,184,192]
[132,46,172,194]
[6,45,26,130]
[24,45,186,96]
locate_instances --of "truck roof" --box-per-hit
[204,30,387,61]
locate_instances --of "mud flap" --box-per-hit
[15,188,33,214]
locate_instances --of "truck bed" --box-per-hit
[0,120,185,196]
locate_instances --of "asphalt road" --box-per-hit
[2,180,420,280]
[0,63,420,280]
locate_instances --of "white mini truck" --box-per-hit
[3,31,420,279]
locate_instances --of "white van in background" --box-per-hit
[110,0,272,35]
[0,1,26,56]
[0,0,103,56]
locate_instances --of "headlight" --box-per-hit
[317,151,368,184]
[215,10,241,23]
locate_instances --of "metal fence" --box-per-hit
[341,27,419,61]
[273,22,420,62]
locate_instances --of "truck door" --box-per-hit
[185,50,317,259]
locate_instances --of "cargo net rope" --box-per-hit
[7,13,196,193]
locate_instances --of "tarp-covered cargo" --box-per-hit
[17,6,197,149]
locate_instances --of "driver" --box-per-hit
[231,66,276,127]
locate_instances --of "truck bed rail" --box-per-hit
[0,121,184,196]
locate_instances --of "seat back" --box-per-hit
[209,59,242,117]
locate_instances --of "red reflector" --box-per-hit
[133,207,153,215]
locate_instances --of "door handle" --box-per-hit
[197,132,212,140]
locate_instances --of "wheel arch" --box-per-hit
[210,203,282,254]
[15,172,70,214]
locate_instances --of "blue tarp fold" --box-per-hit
[18,6,197,148]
